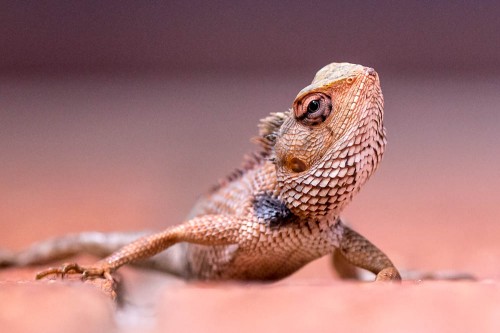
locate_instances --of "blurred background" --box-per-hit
[1,0,499,278]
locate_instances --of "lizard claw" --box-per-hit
[375,267,402,282]
[35,263,109,281]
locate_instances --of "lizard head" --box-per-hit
[273,62,386,219]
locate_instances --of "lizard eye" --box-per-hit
[307,100,320,113]
[295,93,332,126]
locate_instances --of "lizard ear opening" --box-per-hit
[289,157,307,173]
[294,93,332,126]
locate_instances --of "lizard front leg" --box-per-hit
[335,224,401,282]
[35,215,247,281]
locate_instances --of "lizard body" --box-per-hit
[1,63,400,282]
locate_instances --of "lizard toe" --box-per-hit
[375,267,402,282]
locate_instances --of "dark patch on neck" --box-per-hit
[253,192,295,228]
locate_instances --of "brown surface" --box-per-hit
[1,266,499,333]
[155,280,500,333]
[0,278,116,333]
[1,72,500,332]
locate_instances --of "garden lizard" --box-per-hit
[1,62,401,283]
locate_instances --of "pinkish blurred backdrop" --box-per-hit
[1,0,500,281]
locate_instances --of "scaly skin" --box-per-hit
[1,63,400,283]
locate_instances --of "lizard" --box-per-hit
[0,62,401,285]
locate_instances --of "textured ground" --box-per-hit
[1,72,499,332]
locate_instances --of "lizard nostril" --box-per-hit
[289,157,307,173]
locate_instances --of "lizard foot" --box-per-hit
[375,267,402,282]
[35,263,112,281]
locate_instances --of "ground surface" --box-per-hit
[1,72,499,332]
